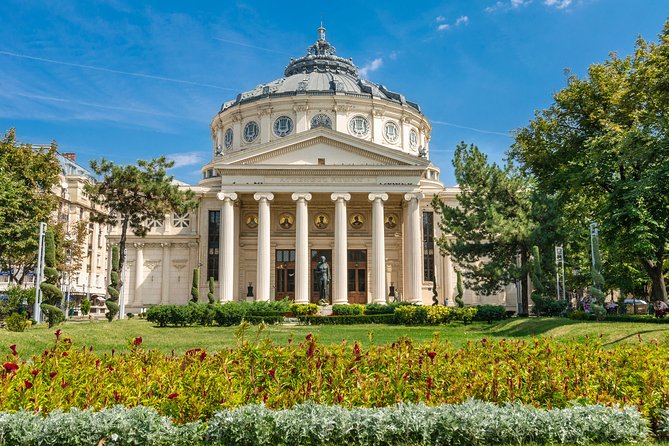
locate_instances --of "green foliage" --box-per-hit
[0,129,60,281]
[394,305,477,325]
[80,299,91,316]
[0,286,34,318]
[39,229,63,308]
[364,302,412,315]
[533,298,569,316]
[106,245,120,321]
[512,21,669,302]
[289,303,319,316]
[5,313,28,332]
[0,402,649,446]
[146,302,286,327]
[40,304,64,327]
[84,156,197,293]
[297,314,395,325]
[207,277,216,304]
[472,305,506,323]
[331,304,364,315]
[39,282,62,306]
[455,270,464,308]
[432,142,541,315]
[191,268,200,303]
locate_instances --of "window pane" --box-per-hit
[287,269,295,292]
[348,269,355,292]
[358,269,366,292]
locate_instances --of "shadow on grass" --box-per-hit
[602,328,668,347]
[474,317,580,338]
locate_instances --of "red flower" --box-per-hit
[95,360,100,369]
[427,351,437,361]
[3,363,18,373]
[24,380,33,390]
[54,329,61,340]
[61,352,69,357]
[167,392,179,399]
[31,369,39,376]
[9,345,17,356]
[199,351,207,362]
[61,379,68,389]
[49,372,57,379]
[268,369,276,379]
[133,337,142,347]
[306,333,312,341]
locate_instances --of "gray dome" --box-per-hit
[220,26,421,113]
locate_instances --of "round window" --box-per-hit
[384,121,399,143]
[243,121,259,142]
[348,115,369,137]
[273,116,294,137]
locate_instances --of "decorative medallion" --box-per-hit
[245,213,258,229]
[384,214,398,229]
[278,213,294,229]
[314,213,330,229]
[243,121,259,142]
[224,128,233,149]
[273,116,294,137]
[409,129,418,150]
[311,113,332,129]
[384,121,399,143]
[349,213,365,229]
[348,115,369,137]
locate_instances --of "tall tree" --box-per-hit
[433,142,540,315]
[0,129,60,282]
[512,20,669,302]
[84,156,196,311]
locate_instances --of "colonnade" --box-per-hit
[215,191,425,304]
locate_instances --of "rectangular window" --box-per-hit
[207,210,220,281]
[422,211,435,282]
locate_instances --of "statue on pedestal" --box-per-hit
[315,256,331,304]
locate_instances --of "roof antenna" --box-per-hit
[318,19,326,41]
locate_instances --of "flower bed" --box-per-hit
[0,401,651,446]
[2,332,669,424]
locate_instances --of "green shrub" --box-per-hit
[105,301,119,322]
[208,276,216,304]
[5,313,28,332]
[126,312,134,319]
[40,304,64,327]
[191,268,200,303]
[394,305,477,325]
[533,296,569,316]
[332,304,364,315]
[298,314,395,325]
[473,305,506,323]
[80,298,91,315]
[289,303,319,316]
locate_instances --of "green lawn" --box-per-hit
[2,317,668,359]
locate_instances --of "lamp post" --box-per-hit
[589,222,599,286]
[33,222,47,323]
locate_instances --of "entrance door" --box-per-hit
[311,249,332,303]
[275,249,295,300]
[347,249,367,304]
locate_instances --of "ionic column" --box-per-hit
[160,242,171,304]
[292,192,312,304]
[254,192,274,301]
[405,192,425,304]
[88,222,98,294]
[368,193,389,304]
[331,193,351,304]
[133,243,144,305]
[217,192,238,302]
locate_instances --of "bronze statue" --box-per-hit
[315,256,331,304]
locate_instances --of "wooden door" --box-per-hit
[275,249,295,300]
[347,249,367,304]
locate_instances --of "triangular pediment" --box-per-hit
[217,128,430,168]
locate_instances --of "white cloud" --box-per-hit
[544,0,572,8]
[388,51,399,61]
[455,16,469,26]
[436,16,446,22]
[485,0,532,13]
[437,23,450,31]
[359,58,383,78]
[167,152,205,168]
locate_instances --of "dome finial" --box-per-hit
[318,22,326,42]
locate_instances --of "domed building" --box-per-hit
[112,26,519,312]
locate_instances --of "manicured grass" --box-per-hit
[3,317,668,359]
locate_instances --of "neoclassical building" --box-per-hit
[110,26,519,313]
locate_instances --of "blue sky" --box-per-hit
[0,0,667,185]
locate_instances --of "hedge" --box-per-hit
[0,401,650,446]
[332,304,365,316]
[297,314,395,325]
[567,312,669,324]
[472,305,506,323]
[146,302,288,327]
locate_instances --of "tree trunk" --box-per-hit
[520,247,530,316]
[640,258,667,303]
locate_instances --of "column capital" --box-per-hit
[291,192,313,202]
[368,193,389,202]
[216,192,238,201]
[404,192,425,202]
[331,192,351,202]
[253,192,274,202]
[133,242,145,249]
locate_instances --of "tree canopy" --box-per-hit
[0,129,60,282]
[511,21,669,302]
[84,156,197,315]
